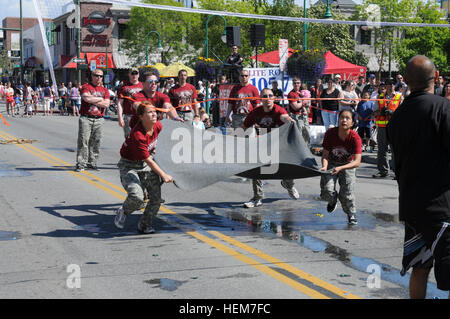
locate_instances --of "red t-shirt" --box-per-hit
[80,83,110,117]
[169,83,197,112]
[243,104,287,129]
[287,90,301,115]
[118,81,143,115]
[322,127,362,164]
[120,121,162,161]
[229,84,260,115]
[132,90,171,122]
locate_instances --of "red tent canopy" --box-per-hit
[323,51,366,80]
[250,48,295,64]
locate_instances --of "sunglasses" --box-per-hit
[261,94,274,98]
[146,79,159,84]
[131,72,139,75]
[93,74,103,78]
[240,74,249,77]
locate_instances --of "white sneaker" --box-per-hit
[243,198,262,208]
[281,181,300,200]
[114,206,126,229]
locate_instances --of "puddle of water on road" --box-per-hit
[0,230,20,241]
[144,278,186,291]
[0,164,32,177]
[207,201,447,299]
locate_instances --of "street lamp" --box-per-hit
[324,0,333,19]
[205,15,227,114]
[205,15,227,61]
[145,31,162,66]
[303,0,308,51]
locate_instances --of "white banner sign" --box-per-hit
[244,67,294,102]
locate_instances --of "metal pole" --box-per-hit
[20,0,24,83]
[303,0,307,51]
[77,0,81,84]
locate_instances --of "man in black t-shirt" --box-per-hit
[224,45,243,83]
[387,55,450,299]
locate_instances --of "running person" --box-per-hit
[114,101,174,234]
[241,88,299,208]
[319,109,362,225]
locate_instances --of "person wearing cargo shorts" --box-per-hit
[114,101,173,234]
[319,109,362,225]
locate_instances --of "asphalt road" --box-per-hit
[0,104,446,301]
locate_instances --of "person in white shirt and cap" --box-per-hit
[334,74,342,91]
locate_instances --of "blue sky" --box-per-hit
[0,0,74,23]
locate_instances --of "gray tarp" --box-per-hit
[154,120,324,191]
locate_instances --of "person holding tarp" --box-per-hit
[114,101,174,234]
[319,109,362,225]
[241,88,299,208]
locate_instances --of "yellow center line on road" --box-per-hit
[0,130,361,299]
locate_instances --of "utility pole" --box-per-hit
[20,0,24,83]
[77,0,81,84]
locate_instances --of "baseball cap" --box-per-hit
[369,74,376,78]
[335,74,341,79]
[130,67,139,74]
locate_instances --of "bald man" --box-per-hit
[387,55,450,299]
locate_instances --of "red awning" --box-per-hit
[63,53,85,69]
[323,51,366,80]
[62,52,116,69]
[250,48,295,64]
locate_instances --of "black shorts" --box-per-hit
[357,126,371,140]
[401,222,450,291]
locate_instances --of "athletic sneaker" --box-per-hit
[137,221,155,234]
[327,200,338,213]
[348,214,358,225]
[75,164,85,172]
[87,163,100,171]
[372,172,388,178]
[114,206,126,229]
[243,198,262,208]
[281,181,300,200]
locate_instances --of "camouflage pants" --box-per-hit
[122,114,133,139]
[252,178,294,200]
[76,116,104,168]
[177,110,194,124]
[118,158,162,228]
[290,113,311,148]
[320,163,356,215]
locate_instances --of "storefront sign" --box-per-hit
[82,11,110,34]
[82,34,109,47]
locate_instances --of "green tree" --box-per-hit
[394,1,450,73]
[0,49,13,76]
[354,0,417,76]
[123,0,202,66]
[306,4,368,66]
[262,0,303,51]
[197,0,259,67]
